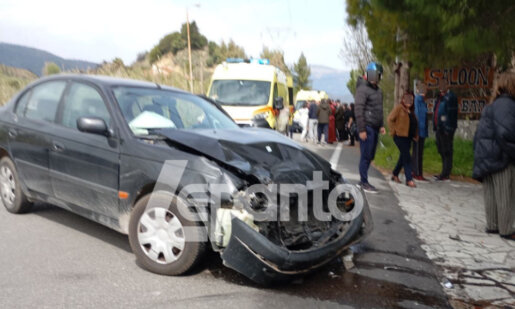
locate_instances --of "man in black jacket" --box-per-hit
[355,62,385,193]
[433,78,458,181]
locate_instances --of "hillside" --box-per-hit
[0,64,37,105]
[310,65,353,103]
[0,42,98,76]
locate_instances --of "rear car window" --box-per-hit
[24,81,66,122]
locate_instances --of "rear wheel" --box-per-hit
[128,192,206,275]
[0,157,32,214]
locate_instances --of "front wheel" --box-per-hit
[0,157,32,214]
[128,192,207,275]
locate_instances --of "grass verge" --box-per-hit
[374,134,474,178]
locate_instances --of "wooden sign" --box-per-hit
[424,67,494,89]
[426,97,488,117]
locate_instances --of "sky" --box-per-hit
[0,0,351,70]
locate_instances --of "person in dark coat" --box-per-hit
[345,104,356,146]
[473,72,515,240]
[433,78,458,181]
[317,99,331,144]
[355,62,386,193]
[335,103,347,142]
[412,82,429,181]
[328,100,337,143]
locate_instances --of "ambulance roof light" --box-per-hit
[225,58,270,65]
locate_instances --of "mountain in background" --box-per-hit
[0,42,98,76]
[310,65,353,103]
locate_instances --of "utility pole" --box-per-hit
[186,9,193,93]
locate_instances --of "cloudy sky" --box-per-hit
[0,0,350,70]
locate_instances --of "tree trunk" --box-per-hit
[394,63,400,106]
[399,60,410,97]
[394,60,410,105]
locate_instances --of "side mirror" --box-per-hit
[77,117,112,137]
[273,97,284,110]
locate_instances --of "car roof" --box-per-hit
[35,74,187,93]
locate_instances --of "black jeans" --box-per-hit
[337,128,347,141]
[411,137,425,176]
[436,130,454,178]
[393,136,413,182]
[359,126,379,184]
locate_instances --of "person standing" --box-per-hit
[317,99,331,144]
[298,102,310,142]
[327,99,337,143]
[433,78,458,181]
[388,92,418,188]
[308,100,318,143]
[473,72,515,240]
[412,83,429,181]
[355,62,386,193]
[345,103,356,146]
[335,103,347,142]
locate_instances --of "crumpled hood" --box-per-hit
[156,127,333,184]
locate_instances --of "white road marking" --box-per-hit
[329,143,343,170]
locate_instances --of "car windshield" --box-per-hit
[112,87,239,136]
[208,80,271,106]
[295,100,307,110]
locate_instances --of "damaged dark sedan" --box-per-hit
[0,75,372,284]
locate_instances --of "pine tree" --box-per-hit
[293,52,311,90]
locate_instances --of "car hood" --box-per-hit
[156,127,333,184]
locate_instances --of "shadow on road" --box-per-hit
[31,203,132,253]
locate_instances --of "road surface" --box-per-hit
[0,141,450,308]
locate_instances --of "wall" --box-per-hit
[428,120,479,140]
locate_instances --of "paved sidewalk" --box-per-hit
[388,178,515,307]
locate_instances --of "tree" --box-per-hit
[42,62,60,76]
[346,69,362,96]
[180,21,207,50]
[149,32,186,63]
[221,39,246,59]
[260,47,290,74]
[207,39,246,67]
[346,0,515,105]
[136,51,148,63]
[339,22,374,73]
[293,52,311,90]
[346,0,515,71]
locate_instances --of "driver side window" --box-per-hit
[61,83,111,129]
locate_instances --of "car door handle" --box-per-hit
[8,129,17,138]
[52,142,65,152]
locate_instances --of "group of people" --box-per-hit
[296,99,357,146]
[354,61,514,240]
[352,62,459,192]
[387,78,459,188]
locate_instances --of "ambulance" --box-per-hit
[207,58,293,130]
[294,89,329,110]
[292,89,329,130]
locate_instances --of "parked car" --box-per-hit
[0,74,372,284]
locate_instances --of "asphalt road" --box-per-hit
[0,141,450,309]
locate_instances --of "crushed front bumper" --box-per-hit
[220,191,373,284]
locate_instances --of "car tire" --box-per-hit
[128,192,207,276]
[0,157,32,214]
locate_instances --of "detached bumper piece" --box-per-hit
[221,199,373,284]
